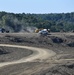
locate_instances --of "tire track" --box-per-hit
[0,44,56,68]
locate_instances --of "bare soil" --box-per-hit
[0,47,32,62]
[0,32,74,75]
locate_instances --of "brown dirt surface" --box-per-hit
[0,46,32,62]
[0,32,74,75]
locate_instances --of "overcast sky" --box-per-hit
[0,0,74,13]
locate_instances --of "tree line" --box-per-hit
[0,11,74,32]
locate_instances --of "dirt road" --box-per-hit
[0,44,56,68]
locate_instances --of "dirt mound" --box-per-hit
[9,37,24,43]
[67,42,74,47]
[51,37,64,43]
[64,63,74,69]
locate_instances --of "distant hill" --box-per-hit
[0,11,74,32]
